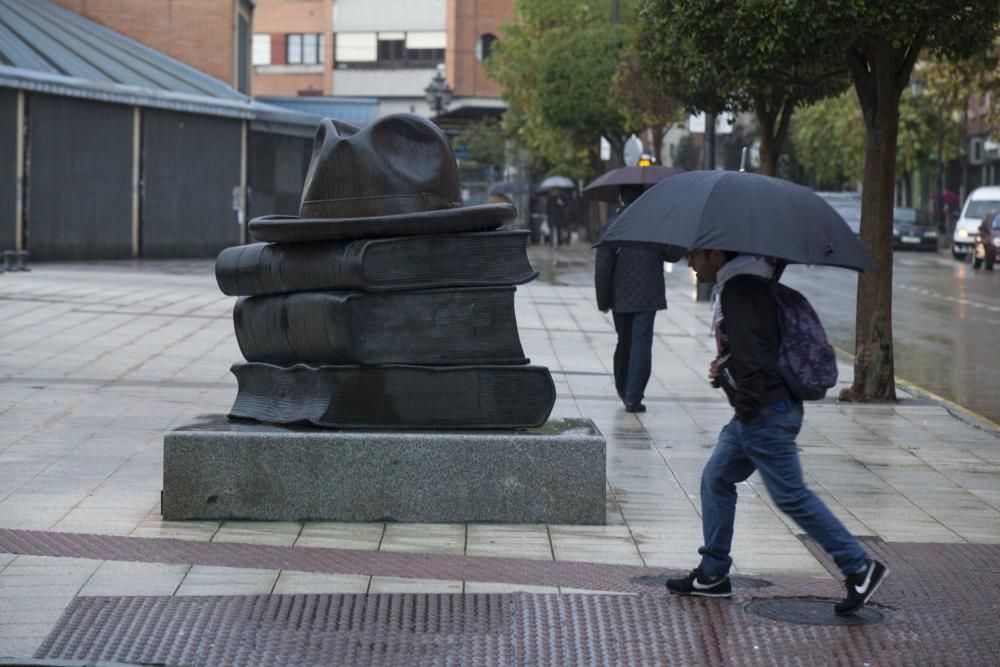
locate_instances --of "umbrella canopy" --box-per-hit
[582,165,682,202]
[596,170,875,271]
[537,175,576,192]
[489,181,525,196]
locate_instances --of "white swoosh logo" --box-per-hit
[853,565,874,595]
[692,577,721,590]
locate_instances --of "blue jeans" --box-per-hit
[698,399,868,577]
[612,311,656,406]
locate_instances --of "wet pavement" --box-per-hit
[0,248,998,665]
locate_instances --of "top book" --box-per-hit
[217,230,537,296]
[215,231,538,296]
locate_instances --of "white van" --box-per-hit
[953,186,1000,259]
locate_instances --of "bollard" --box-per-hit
[15,250,29,271]
[1,250,12,273]
[696,282,714,302]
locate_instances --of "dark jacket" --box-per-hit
[716,275,791,420]
[594,241,668,313]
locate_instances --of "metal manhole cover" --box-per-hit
[743,597,895,626]
[631,575,773,591]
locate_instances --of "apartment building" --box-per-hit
[252,0,333,96]
[48,0,255,94]
[252,0,514,121]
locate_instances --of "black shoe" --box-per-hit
[835,559,888,615]
[625,403,646,413]
[665,568,732,597]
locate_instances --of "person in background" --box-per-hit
[546,189,567,246]
[594,185,669,413]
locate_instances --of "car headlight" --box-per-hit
[994,237,1000,248]
[959,229,969,238]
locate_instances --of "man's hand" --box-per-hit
[708,358,721,388]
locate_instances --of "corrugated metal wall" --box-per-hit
[0,89,16,251]
[141,110,242,258]
[26,94,133,260]
[247,130,312,219]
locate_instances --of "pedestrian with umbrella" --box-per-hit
[596,170,888,616]
[590,165,683,414]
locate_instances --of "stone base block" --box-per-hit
[162,415,606,524]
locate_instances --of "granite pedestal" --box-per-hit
[162,416,606,524]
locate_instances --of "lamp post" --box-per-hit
[424,64,453,116]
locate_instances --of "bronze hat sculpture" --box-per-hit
[249,114,516,243]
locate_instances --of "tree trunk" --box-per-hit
[754,94,794,177]
[841,35,922,403]
[652,124,667,166]
[757,110,779,177]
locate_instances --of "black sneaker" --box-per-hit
[835,559,888,615]
[665,568,732,597]
[625,403,646,413]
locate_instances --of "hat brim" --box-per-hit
[249,203,516,243]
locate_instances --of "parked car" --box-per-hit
[815,191,862,235]
[953,186,1000,260]
[973,211,1000,270]
[892,207,938,251]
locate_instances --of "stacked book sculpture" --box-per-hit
[215,113,556,429]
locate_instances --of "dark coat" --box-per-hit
[715,275,792,421]
[595,215,668,313]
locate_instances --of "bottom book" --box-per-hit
[229,362,556,429]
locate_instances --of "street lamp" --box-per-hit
[424,64,453,116]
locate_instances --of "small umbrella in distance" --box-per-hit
[489,181,525,196]
[582,165,682,203]
[596,170,875,272]
[537,175,576,193]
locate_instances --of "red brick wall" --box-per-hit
[447,0,515,98]
[49,0,238,88]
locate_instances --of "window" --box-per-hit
[237,14,249,92]
[335,31,444,68]
[474,33,497,62]
[335,32,377,62]
[287,33,324,65]
[252,34,271,65]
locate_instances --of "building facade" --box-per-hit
[252,0,333,96]
[251,0,513,120]
[49,0,255,94]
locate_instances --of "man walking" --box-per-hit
[666,248,888,615]
[594,185,668,413]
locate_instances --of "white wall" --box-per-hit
[333,0,445,32]
[333,67,438,97]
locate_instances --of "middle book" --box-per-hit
[233,286,528,366]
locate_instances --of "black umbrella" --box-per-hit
[596,170,875,271]
[582,165,682,202]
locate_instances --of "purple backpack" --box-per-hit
[770,282,838,400]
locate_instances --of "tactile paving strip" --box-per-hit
[33,584,996,666]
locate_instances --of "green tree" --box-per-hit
[485,0,638,178]
[790,88,960,193]
[637,0,849,176]
[610,46,685,165]
[537,23,631,167]
[836,1,1000,403]
[454,120,507,172]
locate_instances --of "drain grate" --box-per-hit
[630,574,773,591]
[744,596,895,626]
